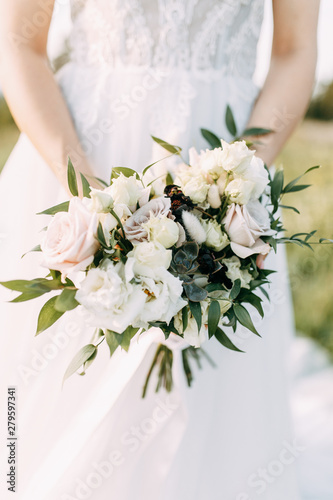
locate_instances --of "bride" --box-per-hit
[0,1,320,499]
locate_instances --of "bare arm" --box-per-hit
[246,0,320,166]
[0,0,97,193]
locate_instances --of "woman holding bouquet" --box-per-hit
[0,1,320,499]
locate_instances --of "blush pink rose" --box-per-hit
[223,200,274,258]
[41,197,100,275]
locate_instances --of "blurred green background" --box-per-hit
[0,86,333,355]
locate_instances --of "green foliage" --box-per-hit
[307,81,333,121]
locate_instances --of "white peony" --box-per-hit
[142,215,179,248]
[223,256,252,289]
[202,219,229,252]
[174,164,210,204]
[200,148,225,179]
[75,259,147,333]
[128,242,172,278]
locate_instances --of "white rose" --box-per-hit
[41,197,99,276]
[220,140,255,175]
[89,187,113,213]
[135,267,187,327]
[110,173,142,209]
[75,259,147,333]
[223,256,252,289]
[202,219,229,252]
[240,155,269,199]
[123,197,172,244]
[225,178,255,205]
[128,242,172,278]
[142,215,179,248]
[223,200,274,258]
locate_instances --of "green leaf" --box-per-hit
[282,165,320,194]
[80,173,91,198]
[233,303,260,336]
[241,292,264,318]
[241,127,273,137]
[230,279,241,300]
[37,201,69,216]
[270,168,284,213]
[225,105,237,137]
[283,184,311,193]
[21,244,41,258]
[55,288,79,313]
[105,330,120,356]
[36,296,65,335]
[0,279,35,292]
[200,128,221,149]
[189,301,202,333]
[151,136,182,155]
[182,306,189,332]
[63,344,97,383]
[97,222,107,247]
[67,158,79,197]
[118,326,139,352]
[0,278,63,294]
[166,172,174,186]
[279,204,300,214]
[81,348,98,374]
[208,300,221,339]
[111,167,140,181]
[142,155,173,177]
[10,290,47,303]
[214,327,243,352]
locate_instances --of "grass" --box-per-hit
[276,119,333,355]
[0,116,333,354]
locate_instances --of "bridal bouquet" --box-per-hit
[1,109,329,396]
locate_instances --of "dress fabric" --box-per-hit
[0,1,301,499]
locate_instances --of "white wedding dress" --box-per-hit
[0,1,302,499]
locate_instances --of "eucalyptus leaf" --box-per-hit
[200,128,221,149]
[215,327,243,352]
[80,173,91,198]
[63,344,97,383]
[233,303,260,337]
[81,348,98,374]
[105,330,120,356]
[36,296,65,335]
[225,105,237,137]
[55,288,79,313]
[208,300,221,339]
[67,158,78,197]
[111,167,140,181]
[229,279,241,300]
[189,301,202,332]
[10,290,47,303]
[37,201,69,216]
[151,136,182,155]
[241,127,273,137]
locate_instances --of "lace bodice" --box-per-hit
[69,0,265,81]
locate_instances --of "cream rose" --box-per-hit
[225,178,255,205]
[202,219,229,252]
[109,173,142,209]
[41,197,99,275]
[142,215,179,248]
[128,242,172,278]
[223,200,274,258]
[123,197,172,244]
